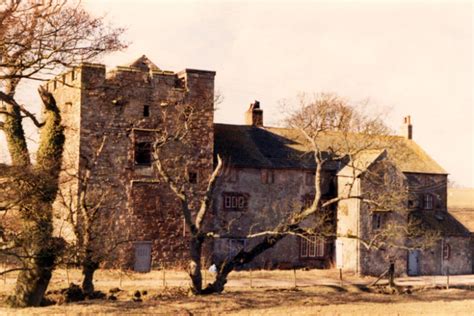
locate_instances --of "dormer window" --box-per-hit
[424,194,433,210]
[143,105,150,117]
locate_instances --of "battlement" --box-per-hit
[44,56,215,94]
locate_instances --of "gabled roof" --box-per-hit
[337,149,387,178]
[412,210,471,237]
[124,55,161,72]
[214,124,315,169]
[214,124,447,175]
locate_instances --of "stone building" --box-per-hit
[43,56,471,275]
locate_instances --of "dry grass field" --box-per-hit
[1,269,474,315]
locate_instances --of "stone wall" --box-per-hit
[212,167,335,269]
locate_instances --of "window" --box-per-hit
[223,192,248,211]
[305,172,315,186]
[302,194,315,209]
[143,105,150,117]
[188,171,198,184]
[443,242,451,260]
[261,169,275,184]
[224,168,238,183]
[372,212,385,230]
[135,142,152,166]
[227,238,246,258]
[300,236,325,258]
[424,194,433,209]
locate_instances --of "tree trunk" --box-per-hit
[8,217,61,307]
[81,259,99,295]
[188,236,204,294]
[388,262,395,288]
[202,233,287,294]
[6,88,65,307]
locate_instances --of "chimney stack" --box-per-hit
[401,115,413,140]
[245,100,263,127]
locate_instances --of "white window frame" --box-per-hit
[300,236,325,258]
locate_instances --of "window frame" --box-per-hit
[371,211,388,230]
[424,194,434,209]
[300,236,325,259]
[261,169,275,184]
[222,192,249,212]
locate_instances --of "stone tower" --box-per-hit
[47,56,216,269]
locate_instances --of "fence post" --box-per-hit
[162,261,166,288]
[339,268,343,287]
[293,269,297,288]
[446,267,450,290]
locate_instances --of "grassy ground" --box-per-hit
[1,269,473,315]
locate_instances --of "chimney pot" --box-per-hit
[401,115,413,140]
[245,100,263,127]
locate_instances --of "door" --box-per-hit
[407,250,420,276]
[134,241,152,272]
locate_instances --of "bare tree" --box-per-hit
[0,0,125,307]
[153,92,439,294]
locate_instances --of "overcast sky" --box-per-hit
[1,0,472,187]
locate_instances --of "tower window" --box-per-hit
[135,142,152,166]
[424,194,433,209]
[188,172,198,184]
[143,105,150,117]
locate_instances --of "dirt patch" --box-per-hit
[1,269,474,314]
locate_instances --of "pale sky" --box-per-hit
[1,0,473,187]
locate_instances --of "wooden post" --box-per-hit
[339,268,343,287]
[446,267,450,290]
[249,269,253,288]
[2,262,6,286]
[162,262,166,288]
[293,269,297,288]
[66,264,70,285]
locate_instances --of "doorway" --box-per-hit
[134,241,152,272]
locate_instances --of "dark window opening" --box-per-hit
[424,194,433,209]
[372,212,385,230]
[143,105,150,117]
[135,142,152,166]
[188,172,198,184]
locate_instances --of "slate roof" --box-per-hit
[214,124,447,175]
[411,210,471,237]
